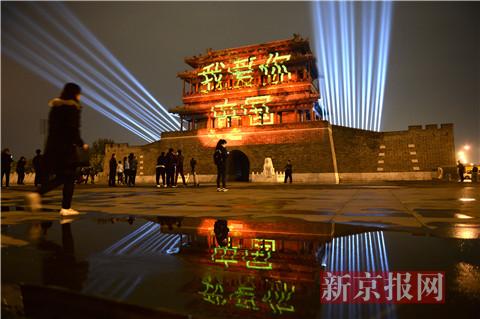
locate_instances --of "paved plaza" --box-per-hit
[2,182,479,236]
[2,181,479,318]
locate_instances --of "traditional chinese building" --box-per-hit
[173,34,320,130]
[104,35,456,183]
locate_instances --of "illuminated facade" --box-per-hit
[173,34,320,130]
[104,36,455,183]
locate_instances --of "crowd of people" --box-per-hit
[106,146,211,189]
[108,153,138,187]
[154,148,193,188]
[0,76,294,221]
[2,148,43,187]
[0,83,240,215]
[2,82,477,216]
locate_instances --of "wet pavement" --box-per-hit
[1,182,480,318]
[1,182,479,226]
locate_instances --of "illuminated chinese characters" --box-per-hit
[229,56,256,88]
[198,62,226,93]
[199,276,296,314]
[211,95,273,127]
[259,52,292,85]
[211,238,276,270]
[199,275,227,306]
[175,37,320,132]
[320,271,445,304]
[197,52,291,93]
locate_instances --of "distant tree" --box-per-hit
[89,138,114,173]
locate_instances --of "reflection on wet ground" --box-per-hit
[2,214,480,318]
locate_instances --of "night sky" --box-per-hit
[2,1,479,162]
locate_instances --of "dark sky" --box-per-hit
[2,1,479,162]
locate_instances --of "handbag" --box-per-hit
[74,146,90,167]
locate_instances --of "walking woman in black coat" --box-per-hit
[25,83,88,215]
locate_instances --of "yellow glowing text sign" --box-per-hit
[197,52,291,93]
[211,95,273,127]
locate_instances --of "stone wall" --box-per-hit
[104,121,336,178]
[331,126,382,173]
[104,122,455,183]
[332,123,455,175]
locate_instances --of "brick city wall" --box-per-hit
[332,123,455,173]
[104,122,455,180]
[104,121,335,177]
[383,124,455,172]
[331,126,383,173]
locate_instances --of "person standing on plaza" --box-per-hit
[88,167,96,184]
[190,157,199,187]
[472,164,478,183]
[213,139,228,192]
[128,153,138,186]
[25,82,88,215]
[156,151,166,188]
[175,149,186,187]
[80,167,88,184]
[457,160,465,182]
[284,160,293,184]
[165,148,176,187]
[16,156,27,185]
[117,160,124,184]
[108,154,117,186]
[32,149,43,187]
[1,148,13,188]
[123,156,130,185]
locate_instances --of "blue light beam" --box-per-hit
[312,1,393,131]
[2,3,179,141]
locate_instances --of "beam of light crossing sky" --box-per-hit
[3,19,166,138]
[10,9,173,134]
[2,3,179,141]
[3,33,159,142]
[1,42,155,142]
[312,1,393,131]
[51,2,180,127]
[31,3,179,132]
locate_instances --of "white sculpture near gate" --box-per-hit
[251,157,283,182]
[262,157,275,177]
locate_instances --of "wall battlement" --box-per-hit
[407,123,453,131]
[104,122,455,182]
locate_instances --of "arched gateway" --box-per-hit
[227,150,250,182]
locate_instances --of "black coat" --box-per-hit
[190,158,197,172]
[16,159,26,173]
[129,157,138,171]
[1,151,13,170]
[157,155,167,166]
[109,157,118,173]
[214,146,228,167]
[32,154,42,171]
[165,152,176,169]
[176,154,184,169]
[285,163,293,172]
[44,98,84,173]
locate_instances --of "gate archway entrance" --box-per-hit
[226,150,250,182]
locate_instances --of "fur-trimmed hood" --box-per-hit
[48,98,81,109]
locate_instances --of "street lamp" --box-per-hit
[457,151,467,164]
